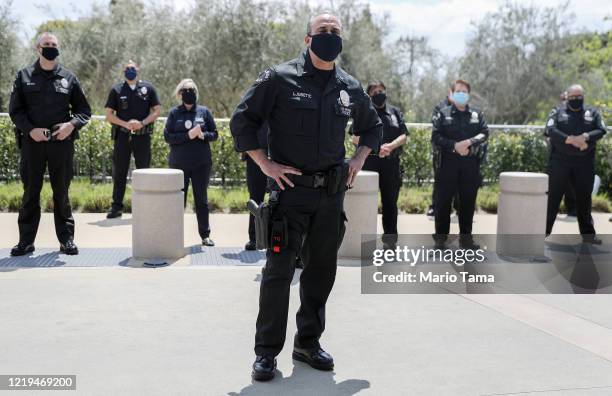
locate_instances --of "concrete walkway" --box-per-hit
[1,213,612,395]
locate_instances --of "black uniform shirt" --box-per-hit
[230,49,382,174]
[431,104,489,153]
[545,104,607,158]
[9,60,91,136]
[376,104,409,158]
[105,80,160,121]
[164,104,218,169]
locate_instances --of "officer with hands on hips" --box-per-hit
[231,13,382,382]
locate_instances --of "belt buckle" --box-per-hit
[313,173,326,189]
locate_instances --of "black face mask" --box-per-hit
[41,46,59,61]
[309,33,343,62]
[371,93,387,108]
[182,89,196,105]
[567,98,584,111]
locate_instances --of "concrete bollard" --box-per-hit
[339,170,379,259]
[496,171,548,258]
[132,169,185,260]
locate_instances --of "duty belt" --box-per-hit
[290,173,328,189]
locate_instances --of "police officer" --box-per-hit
[164,79,218,246]
[105,60,161,218]
[8,32,91,256]
[352,80,408,248]
[545,84,607,242]
[244,123,269,251]
[230,13,382,381]
[431,79,488,249]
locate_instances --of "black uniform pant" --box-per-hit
[362,156,401,240]
[111,133,151,210]
[18,138,75,244]
[255,187,346,357]
[546,157,595,235]
[172,163,212,240]
[246,156,268,243]
[431,158,460,214]
[435,155,480,235]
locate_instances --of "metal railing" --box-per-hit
[0,112,548,131]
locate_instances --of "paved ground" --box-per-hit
[1,213,612,395]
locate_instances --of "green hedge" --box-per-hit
[1,117,611,192]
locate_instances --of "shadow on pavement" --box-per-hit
[0,251,66,268]
[228,364,370,396]
[88,217,133,227]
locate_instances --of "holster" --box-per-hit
[247,190,284,251]
[432,145,442,173]
[326,160,350,195]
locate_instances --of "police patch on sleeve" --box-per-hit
[546,118,554,127]
[255,68,272,84]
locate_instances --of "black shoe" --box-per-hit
[10,241,35,256]
[293,347,334,371]
[60,240,79,255]
[427,206,435,217]
[433,234,447,250]
[295,256,304,269]
[202,237,215,247]
[459,235,480,250]
[245,240,257,251]
[106,208,122,219]
[582,235,602,245]
[251,355,276,381]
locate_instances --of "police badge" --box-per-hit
[470,111,479,124]
[60,78,69,88]
[584,110,593,122]
[185,120,193,129]
[339,90,350,106]
[140,86,148,95]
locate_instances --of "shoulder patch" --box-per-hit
[255,68,273,84]
[546,118,554,127]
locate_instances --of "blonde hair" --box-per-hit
[174,78,199,102]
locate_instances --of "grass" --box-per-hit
[0,179,610,214]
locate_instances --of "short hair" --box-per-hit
[174,78,199,101]
[567,84,584,95]
[366,80,386,95]
[306,13,341,35]
[36,32,58,48]
[451,79,471,93]
[124,59,139,69]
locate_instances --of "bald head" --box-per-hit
[306,13,342,36]
[567,84,584,97]
[36,32,58,49]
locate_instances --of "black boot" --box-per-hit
[10,241,35,257]
[60,239,79,255]
[252,355,276,381]
[293,347,334,371]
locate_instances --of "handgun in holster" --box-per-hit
[247,190,287,252]
[327,160,351,194]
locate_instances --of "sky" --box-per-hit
[8,0,612,56]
